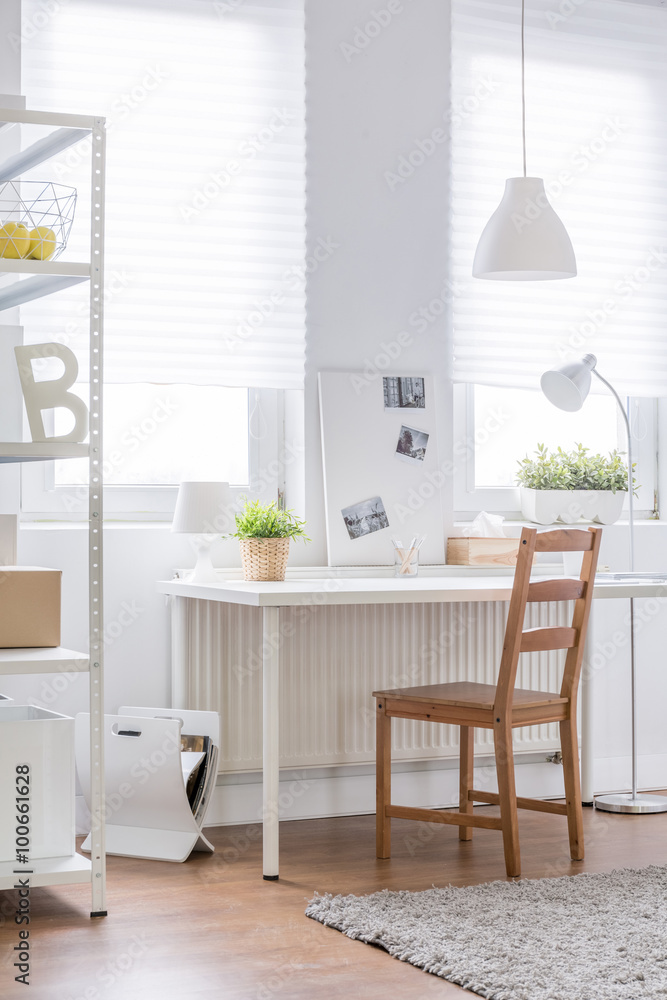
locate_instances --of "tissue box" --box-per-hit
[447,538,521,567]
[0,567,61,647]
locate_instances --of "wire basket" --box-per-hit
[0,180,77,261]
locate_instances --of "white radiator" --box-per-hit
[184,600,568,772]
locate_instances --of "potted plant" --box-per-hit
[231,498,309,581]
[516,443,635,525]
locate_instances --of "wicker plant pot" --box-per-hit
[239,537,290,582]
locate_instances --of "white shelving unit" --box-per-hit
[0,647,89,675]
[0,106,106,916]
[0,443,90,463]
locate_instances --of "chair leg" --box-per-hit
[560,715,584,861]
[494,720,521,877]
[459,726,474,841]
[376,698,392,859]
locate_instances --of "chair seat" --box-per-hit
[373,681,567,713]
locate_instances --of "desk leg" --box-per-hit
[263,606,280,880]
[580,610,596,806]
[170,596,189,709]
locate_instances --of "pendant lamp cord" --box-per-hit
[521,0,527,176]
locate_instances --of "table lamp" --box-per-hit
[172,481,233,584]
[541,354,667,814]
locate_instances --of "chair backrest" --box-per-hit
[494,526,602,717]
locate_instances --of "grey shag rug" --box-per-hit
[306,865,667,998]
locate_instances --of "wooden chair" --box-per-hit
[373,525,602,878]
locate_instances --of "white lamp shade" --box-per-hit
[473,177,577,281]
[171,481,233,535]
[540,354,597,412]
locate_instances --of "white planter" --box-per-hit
[0,705,74,862]
[520,487,625,526]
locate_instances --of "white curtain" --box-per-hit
[451,0,667,397]
[20,0,306,389]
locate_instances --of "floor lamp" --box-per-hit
[541,353,667,814]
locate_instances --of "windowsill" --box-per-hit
[452,518,665,533]
[19,519,174,529]
[18,516,667,531]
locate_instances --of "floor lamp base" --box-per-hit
[594,792,667,814]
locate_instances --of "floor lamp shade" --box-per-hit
[540,354,595,412]
[473,177,577,281]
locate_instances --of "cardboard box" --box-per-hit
[447,537,521,567]
[0,567,62,647]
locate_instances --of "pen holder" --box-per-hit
[393,541,419,577]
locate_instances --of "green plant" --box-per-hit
[516,443,636,493]
[230,498,310,541]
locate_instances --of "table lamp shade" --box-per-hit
[172,481,232,535]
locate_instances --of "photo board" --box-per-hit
[319,372,445,566]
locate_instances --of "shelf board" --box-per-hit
[0,127,90,183]
[0,273,89,312]
[0,108,98,130]
[0,260,90,276]
[0,647,89,676]
[0,442,89,464]
[0,853,91,890]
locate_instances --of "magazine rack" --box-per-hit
[76,706,219,863]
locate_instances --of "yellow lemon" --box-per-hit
[0,222,31,259]
[27,226,57,261]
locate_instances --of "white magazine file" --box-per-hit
[76,706,220,863]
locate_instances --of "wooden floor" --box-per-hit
[3,803,667,999]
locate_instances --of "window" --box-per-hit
[450,0,667,516]
[454,384,657,515]
[56,385,251,488]
[22,387,284,516]
[19,0,305,516]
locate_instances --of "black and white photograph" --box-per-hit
[341,495,390,540]
[382,375,426,410]
[396,425,429,463]
[383,376,426,410]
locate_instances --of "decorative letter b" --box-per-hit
[14,343,89,443]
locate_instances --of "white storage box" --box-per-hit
[0,706,74,862]
[0,694,13,705]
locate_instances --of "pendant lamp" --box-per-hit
[472,0,577,280]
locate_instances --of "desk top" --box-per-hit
[157,572,667,608]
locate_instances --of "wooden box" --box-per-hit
[447,537,520,567]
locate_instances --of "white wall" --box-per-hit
[1,0,667,826]
[0,1,20,95]
[302,0,453,564]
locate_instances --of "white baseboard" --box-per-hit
[202,755,568,828]
[593,753,667,795]
[75,753,667,837]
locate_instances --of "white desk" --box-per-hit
[157,570,667,879]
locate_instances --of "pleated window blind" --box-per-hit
[451,0,667,397]
[21,0,306,389]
